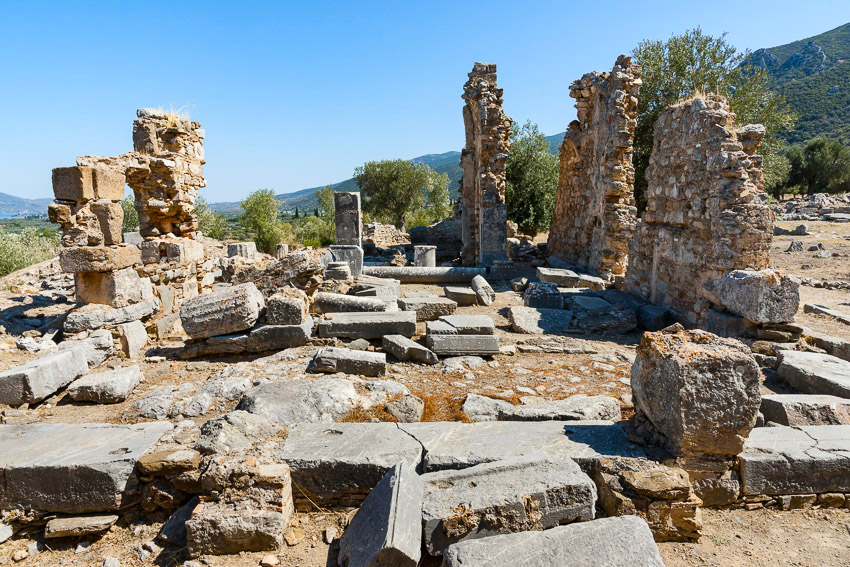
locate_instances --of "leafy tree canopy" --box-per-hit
[240,189,284,253]
[786,138,850,195]
[506,121,559,236]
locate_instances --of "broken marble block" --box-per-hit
[508,306,573,334]
[313,292,396,314]
[177,322,312,359]
[338,463,423,567]
[397,295,457,321]
[631,327,761,458]
[523,281,563,309]
[265,289,309,325]
[118,319,148,358]
[761,394,850,426]
[310,347,386,377]
[776,350,850,399]
[68,365,142,404]
[0,348,89,406]
[59,245,141,273]
[180,282,265,339]
[281,422,422,510]
[420,455,596,555]
[444,286,477,306]
[0,422,171,513]
[382,334,438,364]
[442,516,665,567]
[425,335,500,357]
[317,311,416,339]
[471,274,496,305]
[227,242,257,259]
[75,267,153,308]
[704,269,800,324]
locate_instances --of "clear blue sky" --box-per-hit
[1,1,849,202]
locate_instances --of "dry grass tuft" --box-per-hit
[156,104,191,127]
[416,391,471,423]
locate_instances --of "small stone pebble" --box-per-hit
[260,555,280,566]
[324,526,338,543]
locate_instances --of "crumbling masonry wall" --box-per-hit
[548,55,641,282]
[625,95,773,325]
[460,63,512,266]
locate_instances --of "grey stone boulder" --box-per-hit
[777,350,850,398]
[0,422,171,513]
[382,335,438,364]
[704,269,800,324]
[158,497,199,546]
[44,515,119,539]
[68,365,142,404]
[471,275,495,306]
[239,378,373,426]
[536,267,580,287]
[570,304,637,334]
[56,329,114,368]
[180,282,265,339]
[0,348,89,406]
[421,455,596,555]
[64,298,159,332]
[386,395,425,422]
[426,315,495,336]
[338,463,423,567]
[186,501,287,556]
[761,394,850,426]
[178,322,312,359]
[317,311,417,339]
[442,515,664,567]
[313,292,396,314]
[426,335,500,357]
[444,286,478,306]
[631,327,761,458]
[508,306,573,334]
[128,383,196,419]
[397,295,457,321]
[265,289,309,325]
[195,411,281,455]
[523,281,563,309]
[310,347,386,377]
[227,242,257,259]
[281,422,423,509]
[463,394,621,422]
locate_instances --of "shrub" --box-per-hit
[0,227,60,278]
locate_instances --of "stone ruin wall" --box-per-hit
[625,95,773,325]
[50,109,217,338]
[460,62,512,266]
[548,55,641,282]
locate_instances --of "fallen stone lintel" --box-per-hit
[178,322,313,359]
[362,266,487,283]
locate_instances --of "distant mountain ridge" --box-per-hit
[0,192,52,216]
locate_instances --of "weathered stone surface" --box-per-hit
[382,335,438,364]
[522,281,564,309]
[761,394,850,426]
[508,306,573,334]
[281,423,422,509]
[44,515,119,538]
[68,365,141,404]
[463,394,621,422]
[399,421,644,473]
[705,269,800,324]
[156,312,186,339]
[777,350,850,398]
[443,286,477,306]
[803,303,850,326]
[459,63,511,266]
[426,334,500,356]
[626,96,773,326]
[636,304,673,331]
[323,245,364,278]
[386,395,425,422]
[317,311,416,339]
[59,245,141,273]
[338,463,422,567]
[311,347,386,377]
[352,275,401,298]
[75,267,153,308]
[413,245,436,268]
[52,165,125,203]
[335,192,362,246]
[570,304,637,335]
[704,309,756,338]
[118,319,147,358]
[180,282,265,339]
[186,497,288,556]
[470,275,495,305]
[804,329,850,363]
[178,322,312,359]
[196,411,281,455]
[397,295,457,321]
[313,292,396,314]
[0,348,89,406]
[547,55,640,281]
[421,456,596,554]
[158,497,199,546]
[363,266,487,283]
[426,314,495,335]
[739,425,850,495]
[442,516,664,567]
[56,329,114,368]
[64,298,160,332]
[137,448,200,476]
[536,267,581,287]
[631,328,761,458]
[0,422,170,512]
[227,242,257,259]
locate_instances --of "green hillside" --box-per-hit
[747,22,850,145]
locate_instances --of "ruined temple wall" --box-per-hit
[625,95,773,325]
[548,55,641,281]
[460,63,512,266]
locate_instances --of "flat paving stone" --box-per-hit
[761,394,850,425]
[397,295,457,321]
[421,455,596,555]
[280,423,422,510]
[536,267,581,287]
[68,365,142,404]
[508,306,573,334]
[739,424,850,495]
[444,286,478,306]
[426,335,500,356]
[442,515,664,567]
[44,515,118,538]
[310,347,386,377]
[0,348,89,406]
[317,311,416,339]
[0,422,171,513]
[777,350,850,398]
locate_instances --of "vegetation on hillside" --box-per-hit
[240,189,287,254]
[506,121,559,236]
[0,226,60,278]
[785,138,850,195]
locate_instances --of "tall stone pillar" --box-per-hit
[459,62,512,266]
[324,191,364,277]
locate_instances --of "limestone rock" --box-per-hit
[0,348,89,406]
[59,245,141,273]
[705,269,800,324]
[382,335,438,364]
[761,394,850,426]
[777,350,850,398]
[470,275,496,305]
[266,289,309,325]
[196,411,281,455]
[397,295,457,321]
[44,515,119,539]
[508,306,573,334]
[180,282,265,339]
[317,311,416,339]
[463,394,621,422]
[64,298,159,332]
[386,395,425,422]
[68,365,142,404]
[310,347,386,377]
[238,378,361,426]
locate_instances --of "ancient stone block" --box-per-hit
[471,274,495,305]
[52,166,125,202]
[338,463,423,567]
[44,515,119,539]
[382,334,438,364]
[413,245,436,267]
[363,265,486,282]
[776,350,850,398]
[704,269,799,324]
[310,347,386,377]
[536,267,581,287]
[444,286,477,305]
[761,394,850,426]
[334,191,362,245]
[64,298,160,332]
[177,322,312,359]
[523,281,563,309]
[68,365,142,404]
[0,348,89,406]
[313,292,395,314]
[75,267,153,307]
[631,327,761,458]
[227,242,257,259]
[179,282,265,339]
[323,244,364,277]
[59,245,141,273]
[420,456,596,554]
[427,314,495,335]
[397,295,457,321]
[266,289,308,325]
[317,311,417,339]
[118,319,148,357]
[463,393,620,422]
[508,306,573,334]
[425,334,500,356]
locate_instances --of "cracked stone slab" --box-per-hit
[507,306,573,334]
[442,515,665,567]
[338,463,423,567]
[463,394,621,422]
[280,423,423,510]
[317,311,417,339]
[738,424,850,495]
[761,394,850,426]
[420,455,596,555]
[382,335,438,364]
[425,334,500,356]
[399,421,644,474]
[426,315,495,335]
[777,350,850,398]
[67,365,141,404]
[310,347,386,377]
[0,422,171,513]
[0,348,89,406]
